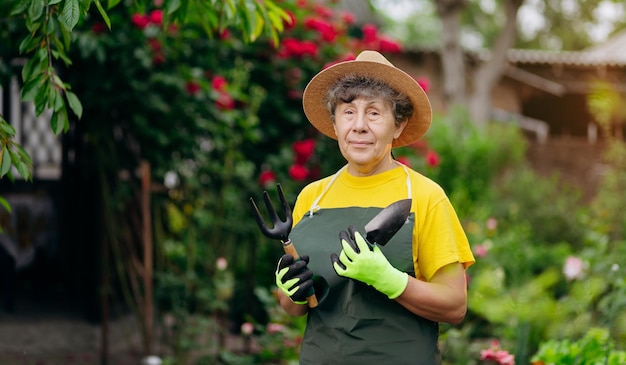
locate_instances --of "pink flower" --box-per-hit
[480,340,515,365]
[289,164,309,181]
[267,323,286,334]
[216,257,228,270]
[425,150,440,167]
[241,322,254,336]
[215,91,234,110]
[293,139,315,164]
[563,256,584,281]
[474,244,488,258]
[486,217,498,231]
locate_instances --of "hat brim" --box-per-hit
[302,56,432,147]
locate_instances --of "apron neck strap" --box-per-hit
[308,162,412,216]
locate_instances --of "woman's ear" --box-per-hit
[394,119,408,139]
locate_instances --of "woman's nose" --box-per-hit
[352,112,368,132]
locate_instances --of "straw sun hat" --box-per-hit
[302,50,432,147]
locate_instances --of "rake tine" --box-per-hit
[276,184,293,224]
[263,190,282,225]
[249,197,273,237]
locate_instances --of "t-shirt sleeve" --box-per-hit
[416,193,475,281]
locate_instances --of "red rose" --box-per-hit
[131,14,150,29]
[185,81,201,95]
[362,24,378,43]
[425,150,440,167]
[341,11,355,25]
[289,164,309,181]
[147,38,162,52]
[212,76,228,91]
[92,22,107,34]
[216,91,234,110]
[415,77,430,93]
[149,10,163,25]
[293,139,315,164]
[284,11,297,29]
[258,170,276,187]
[378,37,401,53]
[395,156,411,167]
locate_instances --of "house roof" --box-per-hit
[508,30,626,67]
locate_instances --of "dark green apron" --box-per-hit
[290,204,441,365]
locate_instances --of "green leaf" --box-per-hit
[94,0,111,29]
[34,81,50,115]
[17,161,32,181]
[50,108,68,135]
[18,34,40,54]
[49,0,62,4]
[53,90,65,112]
[60,0,80,30]
[0,121,16,137]
[28,0,44,21]
[107,0,121,9]
[51,74,66,90]
[21,56,44,82]
[0,197,11,214]
[58,17,72,50]
[15,145,32,165]
[21,74,45,102]
[10,0,30,16]
[46,14,58,35]
[165,0,181,15]
[0,147,11,177]
[66,91,83,119]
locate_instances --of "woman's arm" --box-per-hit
[277,289,309,316]
[394,262,468,324]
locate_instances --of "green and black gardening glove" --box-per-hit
[331,225,408,299]
[275,254,315,305]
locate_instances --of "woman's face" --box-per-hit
[333,96,407,176]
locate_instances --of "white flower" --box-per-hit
[164,171,179,189]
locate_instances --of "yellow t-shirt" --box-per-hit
[292,165,475,281]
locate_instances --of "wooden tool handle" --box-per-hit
[283,241,318,309]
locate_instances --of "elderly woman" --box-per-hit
[274,50,475,364]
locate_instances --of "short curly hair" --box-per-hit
[324,74,414,127]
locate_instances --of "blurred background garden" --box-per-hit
[0,0,625,364]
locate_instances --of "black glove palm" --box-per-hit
[275,254,315,305]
